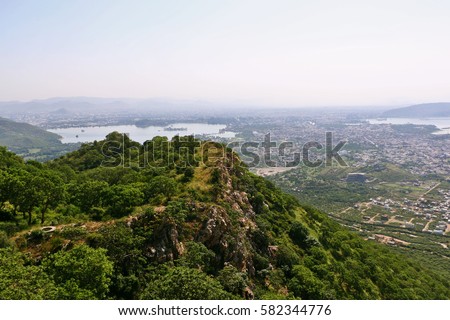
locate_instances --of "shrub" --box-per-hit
[60,226,87,240]
[42,244,113,299]
[217,265,248,296]
[141,266,235,300]
[0,230,11,248]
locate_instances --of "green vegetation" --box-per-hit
[0,134,449,300]
[0,117,79,161]
[268,162,427,212]
[141,266,234,300]
[269,161,450,283]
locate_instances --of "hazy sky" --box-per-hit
[1,0,450,106]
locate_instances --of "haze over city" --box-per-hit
[1,0,450,107]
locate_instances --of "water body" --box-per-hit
[368,118,450,135]
[48,123,236,143]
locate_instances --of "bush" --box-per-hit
[288,265,327,299]
[58,204,81,217]
[253,253,270,272]
[0,209,14,222]
[90,207,106,221]
[49,237,65,253]
[289,222,309,247]
[217,265,248,296]
[0,248,58,299]
[276,245,301,270]
[179,242,216,273]
[27,229,46,244]
[0,221,28,236]
[42,244,113,299]
[141,266,235,300]
[0,230,11,248]
[60,226,87,240]
[85,233,103,248]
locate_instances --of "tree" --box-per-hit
[96,223,145,275]
[140,266,235,300]
[0,248,58,299]
[42,244,113,299]
[179,241,216,273]
[83,167,139,185]
[276,245,301,270]
[146,176,177,201]
[251,193,266,215]
[217,265,248,296]
[7,167,65,225]
[93,223,146,299]
[36,170,66,224]
[15,170,41,225]
[289,222,309,247]
[0,231,11,248]
[68,180,109,213]
[0,146,23,169]
[0,168,26,216]
[0,170,14,212]
[288,264,327,299]
[104,184,144,216]
[181,166,195,182]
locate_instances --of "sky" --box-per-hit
[1,0,450,107]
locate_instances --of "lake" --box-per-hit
[368,118,450,135]
[48,123,236,143]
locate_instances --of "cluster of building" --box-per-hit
[367,193,449,236]
[226,113,450,178]
[225,113,449,239]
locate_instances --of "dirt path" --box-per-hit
[422,219,434,232]
[340,207,353,214]
[420,182,441,199]
[360,202,372,213]
[369,212,380,222]
[387,217,403,224]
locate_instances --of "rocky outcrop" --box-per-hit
[195,204,255,275]
[147,219,185,263]
[145,154,261,276]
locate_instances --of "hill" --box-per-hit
[0,117,77,160]
[382,103,450,118]
[0,134,449,300]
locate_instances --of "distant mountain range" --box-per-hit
[382,103,450,118]
[0,97,237,117]
[0,97,144,115]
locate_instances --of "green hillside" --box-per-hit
[0,117,77,160]
[0,134,449,300]
[268,162,450,279]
